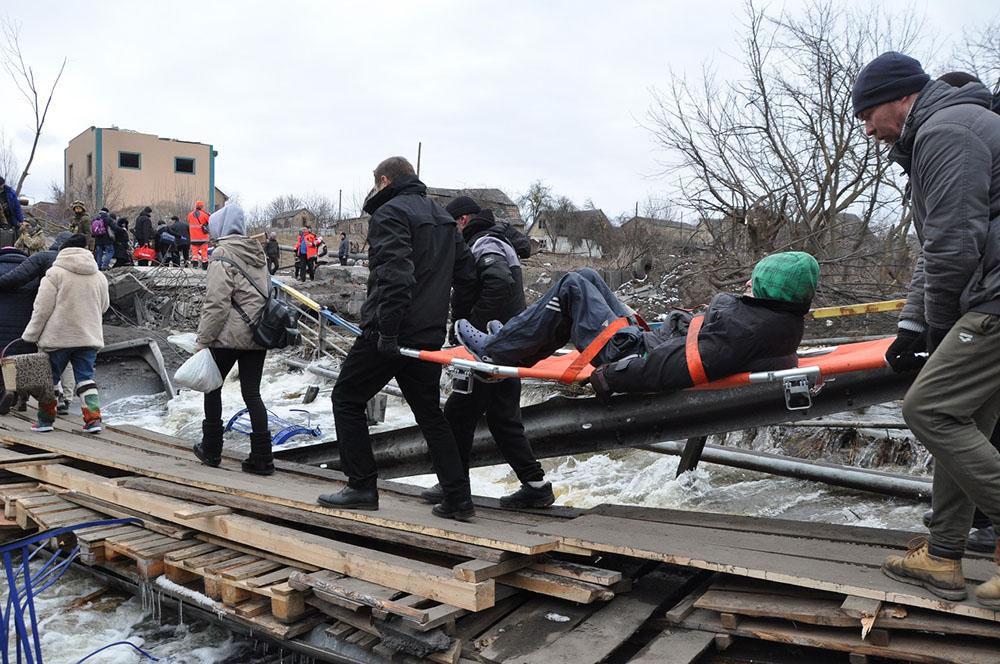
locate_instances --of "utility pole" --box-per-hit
[416,142,422,177]
[338,189,342,221]
[635,201,639,217]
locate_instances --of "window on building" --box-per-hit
[68,164,74,185]
[87,184,93,201]
[118,151,141,169]
[86,153,93,177]
[175,157,195,174]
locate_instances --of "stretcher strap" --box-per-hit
[685,314,708,386]
[559,317,630,383]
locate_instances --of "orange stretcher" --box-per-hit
[401,333,893,390]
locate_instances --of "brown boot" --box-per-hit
[974,538,1000,608]
[882,538,967,601]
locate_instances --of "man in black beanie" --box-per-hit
[853,52,1000,607]
[445,196,481,228]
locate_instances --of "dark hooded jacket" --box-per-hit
[0,232,72,292]
[112,220,132,262]
[265,237,280,260]
[134,207,153,246]
[451,210,526,331]
[892,80,1000,331]
[602,294,807,395]
[0,247,38,355]
[169,219,190,247]
[360,175,477,348]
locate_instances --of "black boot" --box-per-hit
[193,419,224,467]
[432,497,476,521]
[317,486,379,510]
[420,483,444,504]
[241,431,274,475]
[968,525,997,554]
[500,482,556,509]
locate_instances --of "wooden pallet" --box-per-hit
[163,541,313,624]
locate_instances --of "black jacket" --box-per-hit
[113,222,131,261]
[338,237,350,259]
[0,248,38,356]
[360,175,477,348]
[603,293,806,394]
[452,213,526,331]
[265,238,280,259]
[169,220,190,246]
[134,209,153,245]
[0,232,71,292]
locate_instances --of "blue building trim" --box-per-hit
[209,145,215,211]
[94,128,104,208]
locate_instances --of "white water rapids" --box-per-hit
[5,354,927,662]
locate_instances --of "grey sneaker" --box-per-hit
[455,319,494,362]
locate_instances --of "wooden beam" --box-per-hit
[173,505,233,520]
[0,455,68,469]
[0,448,493,611]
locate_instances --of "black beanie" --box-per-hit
[852,52,929,117]
[445,196,481,219]
[60,234,88,250]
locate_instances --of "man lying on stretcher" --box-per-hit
[454,252,820,402]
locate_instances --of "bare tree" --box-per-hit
[953,18,1000,87]
[646,0,923,300]
[516,180,553,231]
[0,130,20,184]
[1,17,66,195]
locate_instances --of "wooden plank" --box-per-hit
[159,542,219,562]
[842,595,883,639]
[533,514,1000,623]
[530,558,623,586]
[0,422,556,555]
[505,568,688,664]
[173,505,233,520]
[193,534,321,572]
[243,567,298,589]
[61,491,195,539]
[0,449,494,611]
[219,559,283,581]
[499,568,614,604]
[680,608,1000,664]
[474,596,594,662]
[75,524,144,543]
[121,477,515,562]
[234,597,270,618]
[453,556,536,582]
[0,454,68,468]
[628,628,717,664]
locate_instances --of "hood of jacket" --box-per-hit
[49,231,72,251]
[362,175,427,215]
[215,235,266,268]
[208,204,246,239]
[890,80,993,173]
[52,247,99,275]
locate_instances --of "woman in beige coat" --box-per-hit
[192,204,274,475]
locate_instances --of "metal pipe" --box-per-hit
[284,357,405,399]
[639,440,931,500]
[781,419,909,429]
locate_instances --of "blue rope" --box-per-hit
[75,640,164,663]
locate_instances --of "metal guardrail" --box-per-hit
[270,279,361,363]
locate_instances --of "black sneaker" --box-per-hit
[318,486,379,511]
[500,482,556,509]
[0,391,15,416]
[420,483,444,504]
[432,498,476,521]
[968,525,997,554]
[454,320,494,362]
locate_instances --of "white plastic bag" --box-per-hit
[173,348,224,392]
[167,332,199,355]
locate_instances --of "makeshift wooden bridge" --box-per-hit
[1,415,998,664]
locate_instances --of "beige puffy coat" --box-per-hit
[21,248,109,350]
[196,236,269,350]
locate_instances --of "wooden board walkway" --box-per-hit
[5,414,1000,662]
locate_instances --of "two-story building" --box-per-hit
[65,126,221,213]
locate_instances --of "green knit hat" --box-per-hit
[751,251,820,305]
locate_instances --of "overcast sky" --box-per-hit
[2,0,996,220]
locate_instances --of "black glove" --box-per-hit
[884,328,926,373]
[927,326,949,354]
[588,366,614,405]
[377,334,400,358]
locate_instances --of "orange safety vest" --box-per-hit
[187,209,210,243]
[295,232,318,259]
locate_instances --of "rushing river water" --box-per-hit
[5,355,928,663]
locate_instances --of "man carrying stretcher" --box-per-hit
[454,251,820,401]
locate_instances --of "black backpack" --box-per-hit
[212,256,301,349]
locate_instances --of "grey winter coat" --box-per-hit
[892,80,1000,331]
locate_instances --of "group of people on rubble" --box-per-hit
[1,48,999,609]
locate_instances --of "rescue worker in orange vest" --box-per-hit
[188,200,211,270]
[294,226,319,281]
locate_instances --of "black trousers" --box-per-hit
[204,348,268,434]
[445,377,544,484]
[332,335,470,502]
[267,256,279,275]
